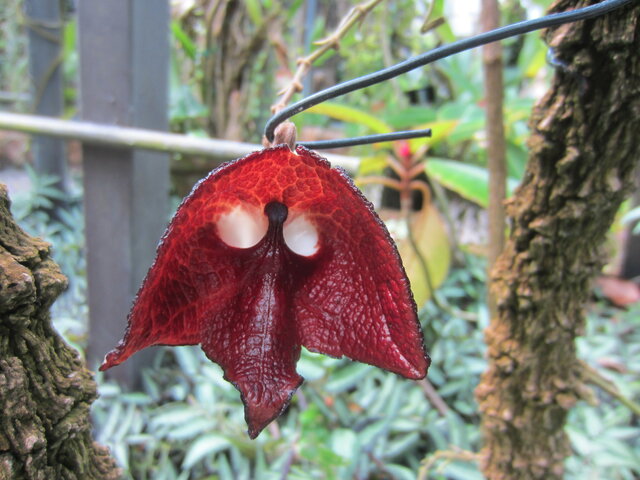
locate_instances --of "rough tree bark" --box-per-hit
[0,184,119,479]
[476,1,640,479]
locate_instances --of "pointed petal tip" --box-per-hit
[236,375,304,439]
[244,401,289,439]
[399,352,431,380]
[247,420,267,440]
[99,346,128,372]
[98,352,117,372]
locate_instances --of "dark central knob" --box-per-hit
[264,201,288,225]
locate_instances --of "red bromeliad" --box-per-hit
[100,145,429,438]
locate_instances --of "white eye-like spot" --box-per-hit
[283,215,319,257]
[217,206,268,248]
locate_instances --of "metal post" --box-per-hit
[24,0,69,193]
[78,0,170,386]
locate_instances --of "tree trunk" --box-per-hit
[202,0,272,141]
[476,1,640,479]
[0,184,119,479]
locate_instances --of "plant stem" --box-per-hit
[418,449,479,480]
[580,361,640,416]
[270,0,386,113]
[418,378,449,416]
[482,0,507,318]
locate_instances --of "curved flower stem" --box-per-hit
[405,207,437,301]
[429,177,465,265]
[418,449,479,480]
[355,176,403,192]
[418,378,449,416]
[409,180,432,209]
[580,361,640,416]
[266,0,634,142]
[405,181,479,323]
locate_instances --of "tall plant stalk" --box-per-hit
[482,0,507,317]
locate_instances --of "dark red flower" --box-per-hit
[101,145,429,438]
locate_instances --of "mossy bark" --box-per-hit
[476,1,640,479]
[0,184,119,479]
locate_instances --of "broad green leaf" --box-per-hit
[425,158,520,208]
[150,404,204,428]
[357,154,389,177]
[408,119,459,151]
[182,434,231,469]
[325,363,371,393]
[384,105,437,129]
[330,429,358,460]
[304,102,390,134]
[166,417,217,441]
[381,204,451,307]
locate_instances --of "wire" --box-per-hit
[298,128,432,150]
[264,0,635,144]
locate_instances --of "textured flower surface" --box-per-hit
[101,145,430,438]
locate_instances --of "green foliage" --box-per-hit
[13,170,639,479]
[0,0,29,110]
[4,2,638,478]
[565,303,640,479]
[621,205,640,234]
[306,102,390,135]
[7,186,611,480]
[296,6,549,210]
[425,159,520,209]
[91,255,489,479]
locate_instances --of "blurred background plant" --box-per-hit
[0,0,30,112]
[1,0,639,478]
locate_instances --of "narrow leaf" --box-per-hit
[426,158,519,208]
[182,434,231,469]
[304,102,391,134]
